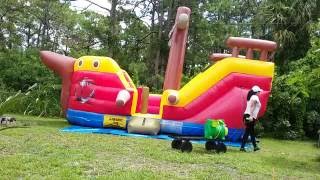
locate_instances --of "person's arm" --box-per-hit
[256,97,261,109]
[252,96,261,120]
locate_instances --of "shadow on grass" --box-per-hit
[20,120,69,128]
[0,126,31,132]
[34,120,68,127]
[4,114,69,128]
[184,147,235,155]
[0,119,69,133]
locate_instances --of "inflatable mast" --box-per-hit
[163,7,191,90]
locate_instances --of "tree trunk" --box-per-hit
[40,1,50,49]
[154,1,163,76]
[147,1,156,73]
[166,0,176,35]
[109,0,118,57]
[150,1,155,39]
[161,0,176,76]
[26,26,31,48]
[36,23,42,48]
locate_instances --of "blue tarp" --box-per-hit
[61,125,251,148]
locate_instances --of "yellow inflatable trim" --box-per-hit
[74,56,121,73]
[150,94,162,97]
[160,58,274,110]
[117,70,137,114]
[132,113,161,119]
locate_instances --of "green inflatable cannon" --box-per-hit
[204,119,228,140]
[204,119,228,153]
[170,119,229,153]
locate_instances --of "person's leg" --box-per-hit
[248,121,260,151]
[240,126,250,150]
[248,122,257,148]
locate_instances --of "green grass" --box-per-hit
[0,114,319,179]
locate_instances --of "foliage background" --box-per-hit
[0,0,319,139]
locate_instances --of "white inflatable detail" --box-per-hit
[177,13,189,29]
[116,89,131,106]
[168,91,179,105]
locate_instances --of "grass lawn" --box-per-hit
[0,114,319,179]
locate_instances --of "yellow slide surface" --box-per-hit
[160,57,274,111]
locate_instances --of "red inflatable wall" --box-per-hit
[147,95,161,114]
[68,71,133,115]
[162,73,272,128]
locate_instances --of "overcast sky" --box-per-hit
[69,0,111,16]
[67,0,153,26]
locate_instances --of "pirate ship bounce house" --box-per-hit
[40,7,277,149]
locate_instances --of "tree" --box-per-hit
[256,0,319,71]
[0,0,26,50]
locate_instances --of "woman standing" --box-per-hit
[240,85,262,152]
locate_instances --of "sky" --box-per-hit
[67,0,153,26]
[69,0,111,16]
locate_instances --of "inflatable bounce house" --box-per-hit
[40,7,277,142]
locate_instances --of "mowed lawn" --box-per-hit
[0,115,319,179]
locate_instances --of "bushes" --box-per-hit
[0,83,61,117]
[305,111,320,138]
[0,49,59,90]
[262,71,319,139]
[0,48,62,117]
[262,29,320,139]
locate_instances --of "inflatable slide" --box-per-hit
[40,6,277,142]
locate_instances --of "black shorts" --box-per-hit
[243,114,256,125]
